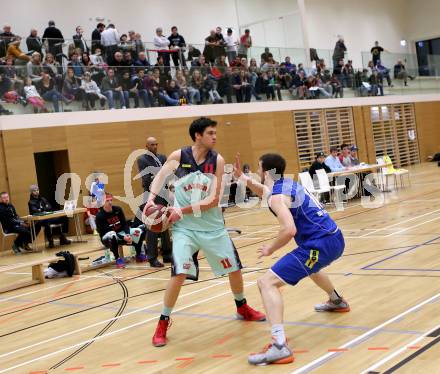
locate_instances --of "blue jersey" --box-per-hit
[270,178,339,247]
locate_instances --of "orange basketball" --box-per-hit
[143,204,170,233]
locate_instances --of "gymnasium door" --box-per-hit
[33,150,71,210]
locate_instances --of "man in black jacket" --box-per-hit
[0,191,32,253]
[96,193,146,268]
[137,137,172,267]
[42,20,64,63]
[91,23,105,53]
[26,29,43,56]
[28,185,71,248]
[168,26,186,68]
[73,26,89,54]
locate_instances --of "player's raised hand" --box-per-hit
[257,244,274,258]
[233,153,243,179]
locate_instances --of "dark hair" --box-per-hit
[245,29,250,33]
[171,26,177,31]
[48,20,55,26]
[340,143,349,150]
[97,23,105,28]
[259,153,286,177]
[330,146,339,152]
[189,117,217,141]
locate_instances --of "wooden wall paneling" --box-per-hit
[2,129,38,215]
[414,101,440,161]
[273,111,299,175]
[361,105,377,164]
[31,127,67,153]
[352,106,369,163]
[0,132,9,193]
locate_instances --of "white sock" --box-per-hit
[271,324,286,345]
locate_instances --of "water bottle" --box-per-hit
[130,245,136,258]
[104,249,111,262]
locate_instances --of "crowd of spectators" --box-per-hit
[0,22,416,115]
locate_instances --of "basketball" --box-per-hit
[143,204,170,233]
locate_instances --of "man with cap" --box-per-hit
[309,151,331,178]
[28,185,71,248]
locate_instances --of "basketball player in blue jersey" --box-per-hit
[234,153,350,365]
[144,117,265,348]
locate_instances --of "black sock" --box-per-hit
[235,298,247,308]
[160,314,170,321]
[332,289,342,300]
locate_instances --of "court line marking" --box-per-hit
[357,208,440,238]
[360,323,440,373]
[0,271,257,362]
[0,280,257,373]
[383,214,440,237]
[290,291,440,374]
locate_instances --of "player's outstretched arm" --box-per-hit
[146,150,180,205]
[233,153,269,198]
[257,194,296,258]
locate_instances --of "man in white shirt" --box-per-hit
[101,24,119,62]
[153,27,170,68]
[224,28,237,65]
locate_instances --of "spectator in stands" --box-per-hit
[262,70,282,101]
[81,71,107,110]
[0,103,13,115]
[120,70,139,108]
[24,77,47,113]
[42,53,62,84]
[132,69,151,107]
[0,191,32,254]
[26,28,43,56]
[96,193,146,268]
[0,25,15,58]
[37,73,71,112]
[369,70,384,96]
[224,28,237,65]
[42,21,64,64]
[394,60,414,86]
[376,60,393,87]
[371,41,385,67]
[134,33,144,60]
[101,68,126,109]
[189,68,203,104]
[332,36,346,69]
[6,37,30,64]
[238,29,252,59]
[101,24,119,61]
[63,67,83,102]
[289,70,307,99]
[2,57,24,91]
[91,23,105,53]
[284,56,296,74]
[28,184,71,248]
[118,34,131,54]
[153,27,171,67]
[261,47,273,64]
[109,51,126,78]
[187,44,201,62]
[73,26,89,54]
[233,69,252,102]
[137,137,172,267]
[203,30,219,65]
[134,51,150,69]
[168,26,186,68]
[342,60,354,88]
[175,69,190,103]
[309,151,331,177]
[68,52,84,78]
[325,146,345,172]
[330,73,343,98]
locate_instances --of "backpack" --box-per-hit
[48,251,76,277]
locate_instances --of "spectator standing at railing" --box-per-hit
[168,26,186,68]
[261,47,273,64]
[0,25,15,58]
[42,21,64,64]
[238,29,252,59]
[203,30,219,65]
[224,28,238,65]
[91,23,105,54]
[26,29,43,57]
[101,24,119,62]
[370,41,386,67]
[332,36,346,70]
[134,33,144,60]
[73,26,89,54]
[153,27,171,67]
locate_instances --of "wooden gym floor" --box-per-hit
[0,163,439,374]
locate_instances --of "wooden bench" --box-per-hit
[0,246,125,294]
[0,222,18,255]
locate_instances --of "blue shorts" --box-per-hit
[271,230,345,285]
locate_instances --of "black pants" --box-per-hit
[171,50,186,68]
[101,231,146,259]
[146,229,171,260]
[36,217,68,241]
[8,225,32,247]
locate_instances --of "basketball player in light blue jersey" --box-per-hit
[234,153,350,366]
[144,117,265,348]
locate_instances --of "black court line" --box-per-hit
[381,335,440,374]
[427,327,440,337]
